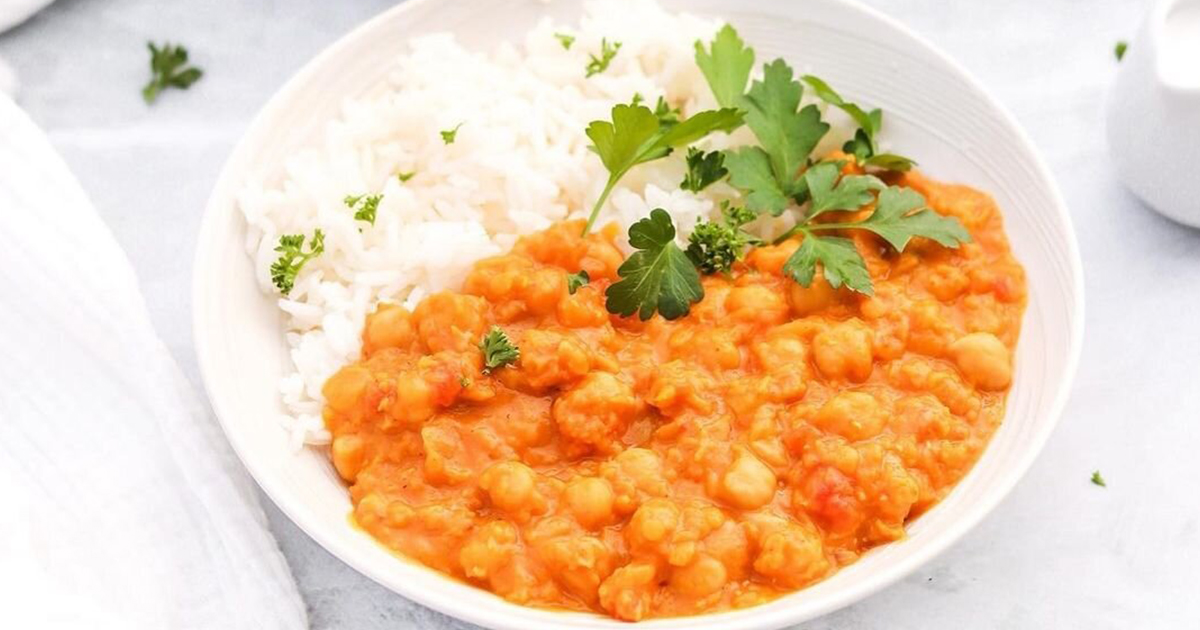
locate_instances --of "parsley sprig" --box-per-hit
[270,230,325,295]
[801,75,915,171]
[142,42,203,104]
[479,327,520,374]
[582,103,742,234]
[566,270,590,294]
[605,209,703,320]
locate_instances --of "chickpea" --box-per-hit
[565,477,615,529]
[598,562,657,622]
[322,365,372,414]
[413,292,489,353]
[949,332,1012,390]
[670,553,727,597]
[459,520,518,580]
[388,371,435,426]
[552,372,641,453]
[726,284,789,326]
[720,452,777,510]
[362,303,415,354]
[629,498,680,548]
[480,461,538,514]
[330,434,365,482]
[752,522,830,589]
[788,274,840,317]
[815,391,887,441]
[812,319,874,382]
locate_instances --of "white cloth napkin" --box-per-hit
[0,96,307,628]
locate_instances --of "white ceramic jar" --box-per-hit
[1107,0,1200,227]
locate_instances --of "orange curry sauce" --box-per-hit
[321,170,1026,621]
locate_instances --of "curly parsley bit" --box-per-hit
[479,327,520,374]
[585,38,622,77]
[686,203,760,274]
[555,32,576,49]
[681,147,728,193]
[567,270,590,294]
[142,42,203,104]
[396,171,416,183]
[344,194,382,225]
[1091,470,1107,487]
[270,230,324,295]
[606,209,703,321]
[440,122,464,144]
[1114,41,1128,61]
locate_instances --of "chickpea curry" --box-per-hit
[321,169,1026,621]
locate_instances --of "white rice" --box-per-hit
[240,0,848,447]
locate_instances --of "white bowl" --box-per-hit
[192,1,1084,628]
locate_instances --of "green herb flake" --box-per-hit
[686,203,761,275]
[803,161,884,220]
[585,38,622,77]
[566,270,591,295]
[396,171,416,183]
[583,103,742,233]
[458,375,472,388]
[479,327,520,374]
[1114,41,1128,61]
[1091,470,1107,487]
[653,96,682,129]
[270,230,325,295]
[142,42,203,104]
[344,193,383,225]
[694,24,755,109]
[555,32,576,50]
[440,122,464,145]
[605,209,703,321]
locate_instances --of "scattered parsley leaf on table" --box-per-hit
[694,24,755,109]
[566,270,590,294]
[142,42,203,104]
[479,327,520,374]
[440,122,464,144]
[555,32,575,49]
[1091,470,1107,487]
[686,203,760,274]
[344,193,382,225]
[583,103,742,233]
[782,234,873,294]
[585,38,622,77]
[1114,41,1128,61]
[606,209,703,320]
[270,230,324,295]
[680,147,728,193]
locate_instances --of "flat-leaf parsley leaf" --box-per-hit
[782,234,873,293]
[803,161,883,220]
[680,147,728,193]
[479,327,520,374]
[801,74,915,172]
[694,24,755,109]
[605,209,703,321]
[143,42,203,104]
[270,230,324,295]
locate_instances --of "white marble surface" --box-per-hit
[2,0,1197,627]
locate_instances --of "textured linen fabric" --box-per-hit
[0,94,307,629]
